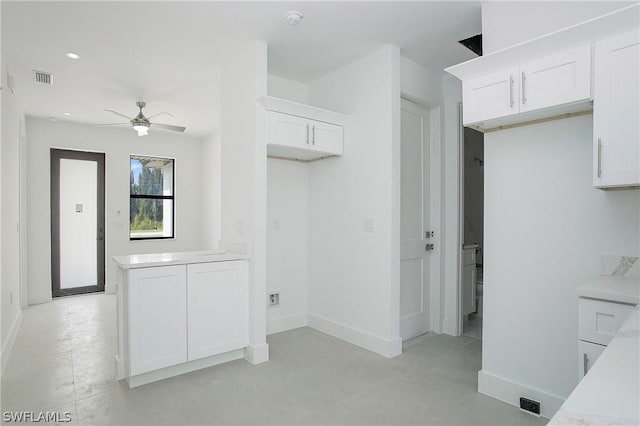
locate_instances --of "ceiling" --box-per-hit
[2,1,482,138]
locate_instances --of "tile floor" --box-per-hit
[1,293,546,425]
[462,315,482,340]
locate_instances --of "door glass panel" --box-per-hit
[59,159,97,289]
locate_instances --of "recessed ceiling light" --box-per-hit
[63,112,72,116]
[49,117,58,122]
[284,10,303,25]
[65,52,80,60]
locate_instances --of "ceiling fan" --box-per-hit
[99,101,186,136]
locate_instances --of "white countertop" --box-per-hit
[112,251,249,269]
[548,307,640,425]
[577,276,640,305]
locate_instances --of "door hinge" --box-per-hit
[425,231,434,239]
[425,243,434,251]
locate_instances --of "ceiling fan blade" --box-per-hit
[151,123,186,132]
[146,111,174,120]
[96,123,129,126]
[103,109,133,120]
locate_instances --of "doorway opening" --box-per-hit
[51,149,106,297]
[461,127,484,339]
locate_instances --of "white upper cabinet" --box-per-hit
[463,67,519,125]
[462,45,592,128]
[593,29,640,188]
[519,46,591,113]
[261,96,347,162]
[268,111,313,151]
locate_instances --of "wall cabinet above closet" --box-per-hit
[446,5,639,189]
[260,96,347,162]
[462,45,592,130]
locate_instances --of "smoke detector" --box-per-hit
[284,10,303,25]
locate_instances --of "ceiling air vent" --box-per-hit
[33,70,53,85]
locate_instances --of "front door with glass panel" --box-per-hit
[51,149,105,297]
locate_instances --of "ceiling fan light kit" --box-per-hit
[99,101,186,136]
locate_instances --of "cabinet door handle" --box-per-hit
[509,75,514,108]
[305,124,309,144]
[583,353,589,376]
[597,138,602,178]
[521,71,526,105]
[312,125,316,146]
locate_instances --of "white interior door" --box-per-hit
[400,98,430,341]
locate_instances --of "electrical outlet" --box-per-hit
[520,397,540,416]
[268,292,280,307]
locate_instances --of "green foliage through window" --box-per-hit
[129,156,174,239]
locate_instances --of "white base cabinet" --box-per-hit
[593,29,640,188]
[577,296,635,379]
[578,340,606,380]
[187,262,248,361]
[129,265,187,376]
[119,258,249,385]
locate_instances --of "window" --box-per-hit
[129,155,174,240]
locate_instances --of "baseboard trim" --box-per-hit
[478,370,565,419]
[244,343,269,365]
[1,310,23,375]
[127,349,245,388]
[267,313,307,335]
[307,313,402,358]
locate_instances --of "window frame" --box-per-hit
[129,155,176,241]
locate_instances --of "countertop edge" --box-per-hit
[112,251,250,269]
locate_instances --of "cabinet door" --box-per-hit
[267,111,311,150]
[463,67,519,125]
[462,264,476,316]
[309,120,344,156]
[593,30,640,188]
[578,340,605,380]
[520,45,591,113]
[186,262,248,361]
[578,298,634,346]
[129,265,187,375]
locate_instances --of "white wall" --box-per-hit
[400,56,442,105]
[267,74,308,104]
[25,118,204,304]
[2,74,23,369]
[266,159,309,334]
[305,45,402,357]
[201,131,221,251]
[266,75,310,334]
[480,115,640,417]
[441,74,463,336]
[219,40,268,362]
[482,1,634,54]
[478,2,640,417]
[1,20,25,371]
